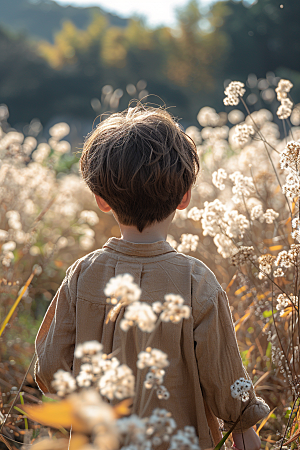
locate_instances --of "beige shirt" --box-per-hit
[35,238,269,449]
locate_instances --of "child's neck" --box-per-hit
[118,213,175,244]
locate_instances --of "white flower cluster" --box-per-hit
[145,409,177,447]
[276,79,293,119]
[257,254,275,280]
[197,106,220,127]
[52,370,77,397]
[231,246,255,266]
[250,205,279,224]
[105,273,142,306]
[169,426,200,450]
[212,168,227,190]
[53,341,135,401]
[152,294,191,324]
[177,234,199,253]
[276,294,290,312]
[79,210,99,226]
[275,248,298,268]
[137,349,169,370]
[120,301,157,333]
[117,415,147,449]
[224,81,246,106]
[214,234,237,259]
[99,362,135,400]
[233,124,255,147]
[187,207,202,221]
[230,377,252,402]
[229,171,255,204]
[292,217,300,241]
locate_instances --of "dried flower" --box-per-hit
[277,98,293,120]
[224,82,246,106]
[212,168,227,190]
[263,209,279,224]
[275,79,293,101]
[137,348,169,370]
[231,246,255,266]
[153,294,191,324]
[52,370,77,397]
[120,301,157,332]
[280,141,300,172]
[99,363,135,400]
[105,274,141,305]
[169,426,200,450]
[187,207,202,221]
[75,341,103,359]
[230,377,252,402]
[250,205,264,222]
[177,234,199,253]
[233,124,255,147]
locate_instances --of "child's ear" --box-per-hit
[94,195,112,213]
[177,188,191,210]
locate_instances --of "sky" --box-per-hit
[55,0,214,28]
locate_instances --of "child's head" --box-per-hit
[80,105,199,232]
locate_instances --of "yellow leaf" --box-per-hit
[292,197,298,214]
[254,371,270,388]
[226,273,237,293]
[241,292,252,301]
[113,398,132,418]
[246,345,255,358]
[286,216,291,225]
[256,408,276,435]
[235,285,248,296]
[235,311,251,332]
[269,245,283,251]
[281,306,293,317]
[23,400,86,432]
[69,434,89,450]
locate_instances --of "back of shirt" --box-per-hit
[35,237,269,450]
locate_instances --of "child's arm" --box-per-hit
[232,428,261,450]
[35,267,77,394]
[193,286,269,436]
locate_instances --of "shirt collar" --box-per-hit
[103,237,177,257]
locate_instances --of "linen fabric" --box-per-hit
[35,237,269,449]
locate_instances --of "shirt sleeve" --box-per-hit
[34,270,76,394]
[194,287,270,432]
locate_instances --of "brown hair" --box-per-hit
[80,105,199,232]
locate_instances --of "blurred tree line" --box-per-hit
[1,0,300,128]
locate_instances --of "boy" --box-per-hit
[35,105,269,450]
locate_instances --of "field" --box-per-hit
[0,78,299,450]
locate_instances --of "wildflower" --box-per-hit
[223,210,249,239]
[214,234,237,259]
[105,274,141,306]
[187,207,202,221]
[79,210,99,226]
[277,98,293,120]
[137,349,169,370]
[276,293,290,312]
[145,409,177,446]
[282,172,300,199]
[197,106,220,127]
[231,246,255,266]
[275,251,293,268]
[2,241,16,253]
[275,79,293,101]
[117,415,146,446]
[263,209,279,224]
[233,124,255,147]
[144,368,166,389]
[169,426,200,450]
[2,252,14,267]
[120,301,157,332]
[52,370,77,397]
[229,171,255,204]
[230,377,252,402]
[99,363,135,400]
[153,294,191,324]
[201,199,226,237]
[212,168,227,190]
[250,205,264,222]
[75,340,103,359]
[33,264,43,276]
[156,385,170,400]
[185,126,202,145]
[224,82,246,106]
[258,254,275,279]
[273,268,285,278]
[77,364,94,387]
[177,234,199,253]
[49,122,70,140]
[280,141,300,172]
